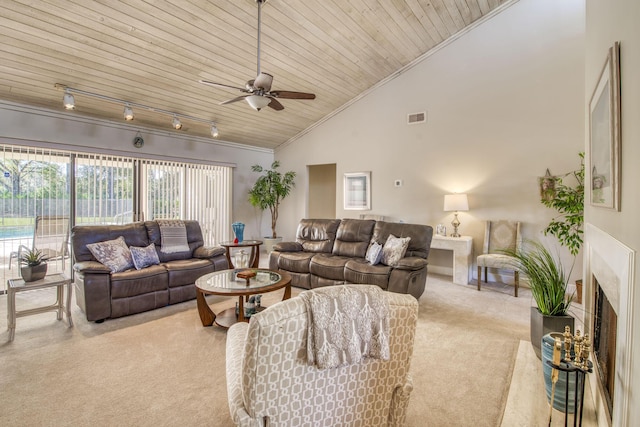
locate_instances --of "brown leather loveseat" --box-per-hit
[71,220,228,322]
[269,219,433,299]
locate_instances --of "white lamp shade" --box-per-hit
[246,95,271,111]
[444,194,469,212]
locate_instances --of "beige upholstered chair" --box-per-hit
[476,220,521,297]
[226,286,419,427]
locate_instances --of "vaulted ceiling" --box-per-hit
[1,0,509,150]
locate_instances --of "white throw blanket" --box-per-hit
[157,220,190,254]
[300,285,390,369]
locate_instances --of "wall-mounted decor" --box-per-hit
[589,41,621,210]
[539,169,557,202]
[344,172,371,210]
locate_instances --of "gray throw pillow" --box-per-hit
[381,234,411,267]
[86,236,134,273]
[130,243,160,270]
[365,242,383,265]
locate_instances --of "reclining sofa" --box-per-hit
[71,220,228,322]
[269,219,433,299]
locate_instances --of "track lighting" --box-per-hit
[172,115,183,130]
[63,90,75,110]
[55,83,220,138]
[123,104,134,121]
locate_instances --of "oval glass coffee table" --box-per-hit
[195,269,291,328]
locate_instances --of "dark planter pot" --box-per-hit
[530,306,575,359]
[21,263,48,282]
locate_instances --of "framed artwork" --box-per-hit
[589,41,621,210]
[344,172,371,210]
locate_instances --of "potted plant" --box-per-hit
[541,152,584,301]
[248,161,296,252]
[501,239,574,359]
[19,247,48,282]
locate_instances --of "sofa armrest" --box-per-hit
[193,245,226,259]
[394,257,428,271]
[73,261,111,274]
[226,323,260,427]
[273,241,303,252]
[388,376,414,427]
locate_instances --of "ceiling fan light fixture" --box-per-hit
[210,123,219,138]
[172,115,183,130]
[63,90,75,110]
[123,104,134,121]
[246,95,270,111]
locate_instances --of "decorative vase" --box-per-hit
[232,222,245,243]
[21,263,47,282]
[234,250,248,268]
[542,332,577,413]
[530,306,574,359]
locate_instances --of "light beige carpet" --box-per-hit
[0,274,531,427]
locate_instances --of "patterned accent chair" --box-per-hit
[476,220,521,297]
[226,287,419,426]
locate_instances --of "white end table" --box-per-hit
[6,273,73,342]
[431,235,473,285]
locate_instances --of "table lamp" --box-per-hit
[444,193,469,237]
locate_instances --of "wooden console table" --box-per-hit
[430,235,473,285]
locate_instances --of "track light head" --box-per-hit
[172,115,183,130]
[123,104,134,121]
[210,123,219,138]
[63,91,75,110]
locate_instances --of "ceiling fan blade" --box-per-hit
[270,90,316,100]
[267,98,284,111]
[199,80,248,92]
[253,72,273,91]
[220,95,248,105]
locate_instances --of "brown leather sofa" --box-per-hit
[269,219,433,299]
[71,220,228,322]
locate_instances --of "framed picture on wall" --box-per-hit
[344,172,371,210]
[588,41,621,210]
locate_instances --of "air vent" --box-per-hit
[407,112,426,124]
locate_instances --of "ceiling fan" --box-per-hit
[199,0,316,112]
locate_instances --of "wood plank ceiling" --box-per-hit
[0,0,509,150]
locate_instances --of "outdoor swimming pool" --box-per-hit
[0,226,31,239]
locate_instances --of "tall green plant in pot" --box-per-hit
[501,240,574,359]
[541,152,585,302]
[248,161,296,252]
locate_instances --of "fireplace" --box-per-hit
[584,224,635,426]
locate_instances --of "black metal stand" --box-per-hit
[545,359,593,427]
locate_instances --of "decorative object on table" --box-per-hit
[236,269,257,286]
[248,160,296,252]
[232,222,245,243]
[234,249,248,268]
[589,41,621,211]
[501,239,575,359]
[539,168,557,202]
[343,171,371,210]
[436,224,446,236]
[443,193,469,237]
[543,326,593,423]
[19,247,48,282]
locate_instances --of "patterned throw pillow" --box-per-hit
[130,243,160,270]
[365,241,383,265]
[381,234,411,267]
[86,236,134,273]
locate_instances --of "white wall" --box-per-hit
[275,0,585,281]
[585,0,640,424]
[0,101,273,240]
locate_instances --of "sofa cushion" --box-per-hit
[381,235,411,267]
[296,219,341,253]
[372,221,432,259]
[332,219,375,258]
[86,236,134,273]
[130,243,160,270]
[72,222,149,262]
[277,252,316,274]
[163,258,216,288]
[344,259,392,288]
[110,264,168,298]
[309,254,350,281]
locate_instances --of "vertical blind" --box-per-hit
[1,143,233,286]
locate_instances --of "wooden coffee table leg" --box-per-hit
[282,284,291,301]
[251,245,260,268]
[196,289,216,326]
